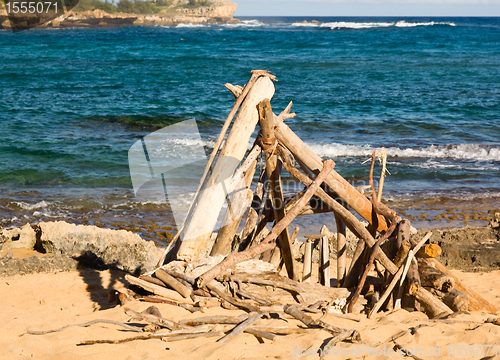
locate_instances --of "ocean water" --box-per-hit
[0,17,499,241]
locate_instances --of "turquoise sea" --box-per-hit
[0,17,499,242]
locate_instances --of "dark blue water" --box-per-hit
[0,17,499,236]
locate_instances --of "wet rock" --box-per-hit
[414,225,500,271]
[1,223,37,251]
[35,221,162,274]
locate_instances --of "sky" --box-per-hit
[233,0,500,16]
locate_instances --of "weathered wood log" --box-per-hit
[302,239,313,283]
[393,237,411,268]
[411,286,453,318]
[274,117,388,232]
[245,328,276,341]
[164,269,196,286]
[197,160,334,288]
[430,288,470,312]
[210,144,260,256]
[277,146,398,275]
[235,289,273,306]
[344,239,366,288]
[335,214,347,288]
[238,174,268,251]
[176,76,275,261]
[394,257,420,310]
[206,280,260,313]
[417,258,455,292]
[139,275,167,288]
[416,244,442,259]
[405,258,421,299]
[283,304,316,326]
[225,83,243,99]
[155,269,193,299]
[217,313,263,343]
[125,275,194,304]
[258,98,296,280]
[226,273,303,296]
[426,258,498,313]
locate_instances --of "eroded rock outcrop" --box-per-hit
[35,221,162,274]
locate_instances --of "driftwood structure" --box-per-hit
[28,70,499,347]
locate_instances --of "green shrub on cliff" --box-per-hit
[73,0,161,14]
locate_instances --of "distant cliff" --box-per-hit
[0,0,239,30]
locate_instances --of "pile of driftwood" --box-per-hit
[27,70,498,347]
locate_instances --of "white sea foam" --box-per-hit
[318,21,456,30]
[175,23,206,28]
[223,19,265,28]
[320,22,393,30]
[15,200,49,211]
[291,22,320,27]
[395,21,456,27]
[306,143,500,161]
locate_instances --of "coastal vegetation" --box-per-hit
[72,0,213,14]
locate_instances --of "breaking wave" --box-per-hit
[306,143,500,161]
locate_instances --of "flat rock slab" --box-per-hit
[35,221,162,275]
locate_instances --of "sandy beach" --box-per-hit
[1,229,499,360]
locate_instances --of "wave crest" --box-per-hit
[306,143,500,161]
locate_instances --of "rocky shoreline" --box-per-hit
[0,0,239,30]
[1,215,498,277]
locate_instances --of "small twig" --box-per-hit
[23,319,142,336]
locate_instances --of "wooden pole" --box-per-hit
[320,226,331,287]
[335,214,347,288]
[197,160,334,288]
[320,235,330,286]
[176,77,275,261]
[302,239,312,283]
[274,118,388,232]
[257,98,297,280]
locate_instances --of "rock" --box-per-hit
[35,221,162,274]
[311,20,320,24]
[0,252,78,277]
[489,212,500,229]
[1,223,37,251]
[414,225,500,271]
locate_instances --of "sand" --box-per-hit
[1,259,500,360]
